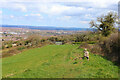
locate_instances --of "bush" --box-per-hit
[89,44,102,54]
[78,32,119,64]
[87,41,96,44]
[7,44,12,48]
[17,46,25,51]
[2,46,5,49]
[41,39,46,42]
[72,42,82,44]
[100,33,119,63]
[7,49,19,54]
[79,42,90,49]
[75,34,87,42]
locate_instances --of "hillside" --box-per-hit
[2,45,118,78]
[1,25,93,31]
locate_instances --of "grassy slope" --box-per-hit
[2,45,118,78]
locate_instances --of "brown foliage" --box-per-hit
[100,33,119,62]
[79,32,119,64]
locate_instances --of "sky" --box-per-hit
[0,0,119,28]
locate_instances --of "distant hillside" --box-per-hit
[1,25,94,31]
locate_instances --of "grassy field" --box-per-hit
[2,45,118,78]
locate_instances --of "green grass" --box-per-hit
[2,45,118,78]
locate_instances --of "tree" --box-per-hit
[90,12,117,36]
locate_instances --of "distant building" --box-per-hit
[55,42,63,45]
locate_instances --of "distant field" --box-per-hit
[2,45,118,78]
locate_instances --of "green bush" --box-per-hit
[2,46,5,49]
[41,39,46,42]
[8,44,12,48]
[87,41,96,44]
[72,42,82,44]
[17,46,25,51]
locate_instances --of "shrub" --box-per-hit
[7,44,12,48]
[2,46,5,49]
[72,42,82,44]
[17,46,25,51]
[75,34,87,42]
[100,33,119,63]
[79,42,90,49]
[7,49,19,54]
[41,39,46,42]
[87,41,96,44]
[89,44,102,54]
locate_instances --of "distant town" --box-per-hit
[0,26,87,42]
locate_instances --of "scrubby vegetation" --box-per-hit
[79,32,119,64]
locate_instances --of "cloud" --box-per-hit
[14,3,27,12]
[10,15,14,18]
[84,14,95,20]
[0,10,2,19]
[24,13,43,20]
[1,0,118,15]
[25,13,42,16]
[30,13,42,16]
[79,21,89,24]
[35,1,118,17]
[59,0,118,8]
[3,13,43,22]
[1,1,27,12]
[0,10,2,14]
[25,14,28,16]
[57,16,71,21]
[37,3,87,17]
[38,4,71,15]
